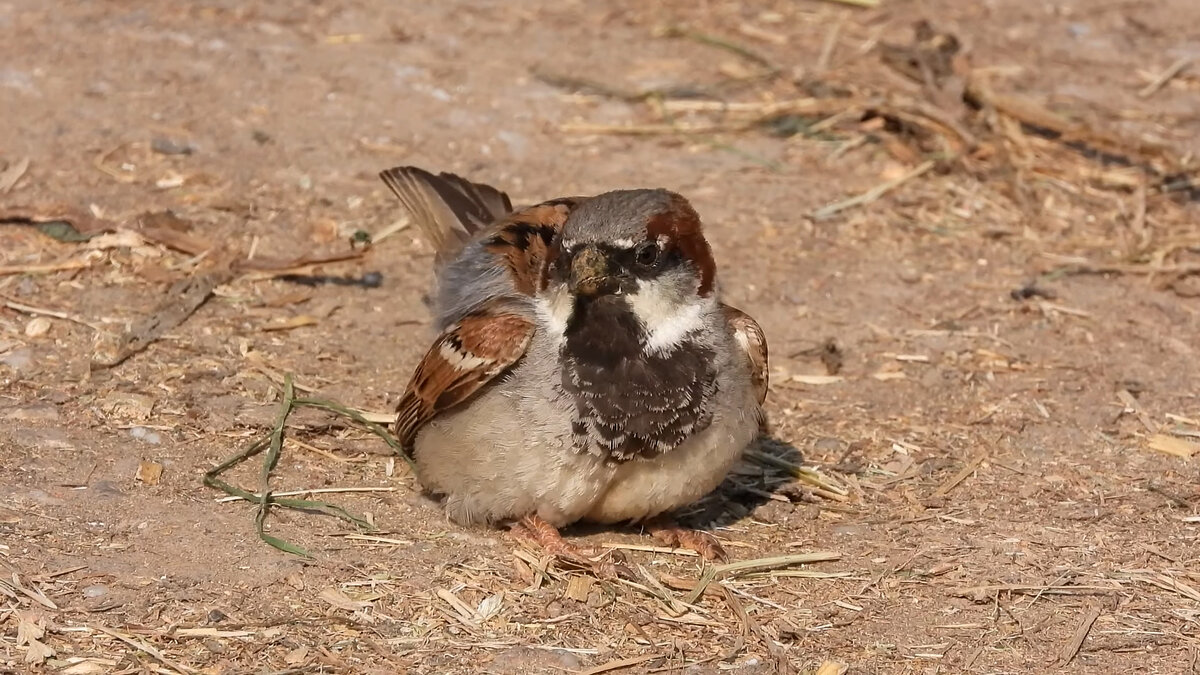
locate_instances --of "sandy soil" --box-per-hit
[2,0,1199,673]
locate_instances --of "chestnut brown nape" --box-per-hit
[645,194,716,297]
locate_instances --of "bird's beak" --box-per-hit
[569,245,615,296]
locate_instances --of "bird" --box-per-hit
[379,166,768,563]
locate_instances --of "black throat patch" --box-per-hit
[561,295,716,463]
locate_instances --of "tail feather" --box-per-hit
[379,166,513,265]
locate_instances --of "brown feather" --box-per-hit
[645,194,716,296]
[394,304,535,452]
[722,304,769,405]
[481,200,580,295]
[383,166,587,450]
[380,166,513,266]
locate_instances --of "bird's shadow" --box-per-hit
[688,434,806,532]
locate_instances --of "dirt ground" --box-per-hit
[2,0,1200,673]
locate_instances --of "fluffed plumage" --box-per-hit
[381,166,768,554]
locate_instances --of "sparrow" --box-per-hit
[380,166,768,562]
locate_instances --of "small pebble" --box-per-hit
[82,584,109,599]
[203,639,226,654]
[24,317,51,337]
[91,480,124,497]
[150,137,194,155]
[832,523,865,537]
[812,436,843,453]
[130,426,162,444]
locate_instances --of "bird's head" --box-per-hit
[544,189,718,354]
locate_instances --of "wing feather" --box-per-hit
[380,166,513,266]
[722,304,768,406]
[381,167,587,450]
[394,304,534,452]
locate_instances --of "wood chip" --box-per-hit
[2,298,99,330]
[564,575,595,602]
[815,661,848,675]
[318,587,371,612]
[4,574,58,609]
[284,645,310,665]
[135,461,163,485]
[790,374,845,385]
[1117,389,1158,434]
[1055,605,1101,666]
[259,315,319,332]
[1166,413,1200,427]
[92,266,235,368]
[84,230,146,250]
[1146,434,1199,458]
[578,654,661,675]
[930,452,987,498]
[135,211,213,256]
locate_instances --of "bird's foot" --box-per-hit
[510,514,626,578]
[647,520,727,561]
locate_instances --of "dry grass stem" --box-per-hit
[743,449,849,498]
[89,624,200,675]
[214,486,396,503]
[2,297,101,330]
[0,258,93,276]
[810,160,937,220]
[1138,56,1194,98]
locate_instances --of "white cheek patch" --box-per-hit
[534,284,573,346]
[610,237,636,249]
[627,279,714,354]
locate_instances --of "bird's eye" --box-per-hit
[634,242,660,268]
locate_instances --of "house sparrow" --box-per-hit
[380,166,768,562]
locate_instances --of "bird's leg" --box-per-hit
[511,514,591,558]
[510,514,625,578]
[646,518,727,561]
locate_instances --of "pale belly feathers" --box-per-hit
[410,329,760,527]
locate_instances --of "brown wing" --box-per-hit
[722,304,768,406]
[380,166,514,267]
[381,165,585,297]
[395,302,535,452]
[480,198,580,295]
